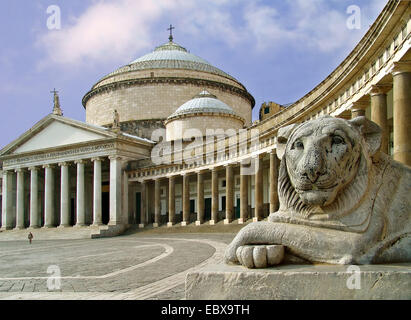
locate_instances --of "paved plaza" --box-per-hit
[0,232,236,300]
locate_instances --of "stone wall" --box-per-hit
[85,82,252,126]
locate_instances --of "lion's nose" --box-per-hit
[305,169,321,183]
[302,148,324,183]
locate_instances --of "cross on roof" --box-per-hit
[167,24,175,42]
[50,88,58,96]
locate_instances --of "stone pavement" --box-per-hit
[0,233,235,300]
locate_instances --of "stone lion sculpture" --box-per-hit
[225,116,410,268]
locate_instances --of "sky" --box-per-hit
[0,0,387,149]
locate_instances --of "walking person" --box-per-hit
[28,232,33,244]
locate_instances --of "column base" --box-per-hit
[0,226,13,231]
[73,224,87,228]
[223,219,232,225]
[153,223,159,228]
[238,218,245,224]
[209,220,216,225]
[181,221,188,227]
[167,222,174,228]
[28,226,40,230]
[14,226,26,230]
[195,220,202,226]
[252,217,259,222]
[43,225,56,229]
[91,223,103,227]
[57,225,72,229]
[138,224,145,229]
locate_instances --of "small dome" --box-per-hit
[167,90,241,120]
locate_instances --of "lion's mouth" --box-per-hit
[295,180,338,192]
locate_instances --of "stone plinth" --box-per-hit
[185,264,411,300]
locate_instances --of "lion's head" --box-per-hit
[274,116,382,221]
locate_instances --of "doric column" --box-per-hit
[15,168,25,230]
[182,174,190,226]
[239,161,249,224]
[392,62,411,166]
[224,164,234,224]
[74,160,86,227]
[139,180,147,228]
[269,150,280,213]
[195,170,205,225]
[58,162,70,227]
[254,155,263,222]
[210,167,219,225]
[370,85,390,154]
[153,178,161,228]
[28,167,39,228]
[43,165,55,228]
[167,176,175,227]
[92,158,103,226]
[350,100,369,119]
[109,156,122,226]
[1,171,13,230]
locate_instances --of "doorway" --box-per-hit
[204,198,211,221]
[135,192,141,225]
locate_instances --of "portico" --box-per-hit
[0,114,153,233]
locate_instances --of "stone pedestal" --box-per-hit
[185,264,411,300]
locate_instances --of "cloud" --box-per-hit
[37,0,177,68]
[36,0,387,68]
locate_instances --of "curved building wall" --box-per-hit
[165,115,244,141]
[85,81,252,126]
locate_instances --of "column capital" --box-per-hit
[224,163,236,168]
[91,157,103,162]
[370,84,392,96]
[58,162,70,167]
[15,168,25,173]
[391,60,411,76]
[28,166,39,171]
[108,155,122,161]
[74,159,86,165]
[195,169,208,174]
[42,164,55,169]
[350,100,369,110]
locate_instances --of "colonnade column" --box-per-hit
[224,164,234,224]
[370,85,390,154]
[59,162,70,227]
[28,167,39,228]
[167,176,175,227]
[392,62,411,166]
[75,160,86,227]
[210,168,219,225]
[254,155,263,222]
[239,161,249,224]
[153,178,161,228]
[139,180,147,228]
[351,100,369,119]
[15,168,25,230]
[182,174,190,226]
[195,171,205,225]
[109,156,122,226]
[1,171,13,230]
[92,158,103,226]
[269,150,279,213]
[43,164,55,228]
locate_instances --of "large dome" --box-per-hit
[82,38,254,133]
[102,41,237,82]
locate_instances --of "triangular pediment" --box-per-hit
[1,115,116,156]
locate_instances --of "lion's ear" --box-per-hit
[349,116,382,156]
[277,124,299,160]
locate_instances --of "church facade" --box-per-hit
[0,0,410,236]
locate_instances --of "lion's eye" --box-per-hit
[292,141,304,150]
[332,135,344,145]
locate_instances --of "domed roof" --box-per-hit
[101,40,237,82]
[167,90,243,120]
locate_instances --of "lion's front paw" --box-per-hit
[236,245,284,268]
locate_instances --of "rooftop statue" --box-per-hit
[225,116,411,267]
